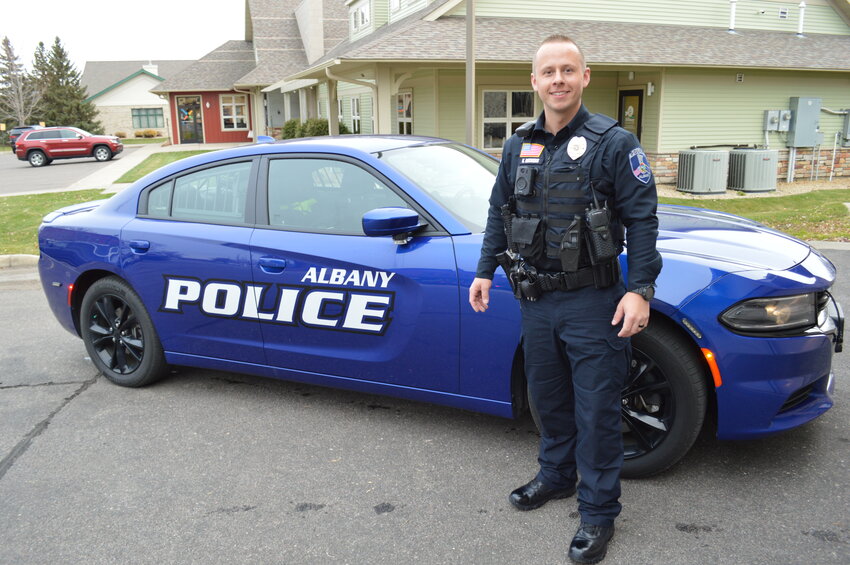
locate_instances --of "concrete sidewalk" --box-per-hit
[65,142,244,194]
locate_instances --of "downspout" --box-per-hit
[797,1,806,37]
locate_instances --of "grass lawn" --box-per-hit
[121,137,169,145]
[0,189,109,255]
[658,189,850,241]
[115,151,209,183]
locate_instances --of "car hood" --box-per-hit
[656,205,810,271]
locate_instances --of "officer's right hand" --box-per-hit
[469,278,492,312]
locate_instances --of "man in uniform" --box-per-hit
[469,35,662,564]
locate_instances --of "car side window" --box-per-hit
[61,129,78,139]
[146,181,173,218]
[267,158,408,234]
[146,162,251,223]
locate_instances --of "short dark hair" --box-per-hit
[533,34,586,72]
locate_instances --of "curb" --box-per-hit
[0,254,38,269]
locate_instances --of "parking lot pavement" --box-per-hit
[1,142,245,197]
[0,252,848,564]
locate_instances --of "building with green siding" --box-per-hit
[272,0,850,183]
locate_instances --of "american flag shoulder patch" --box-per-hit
[520,143,544,159]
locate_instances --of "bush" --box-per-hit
[142,129,159,138]
[134,130,144,138]
[282,119,300,139]
[281,118,351,139]
[114,131,127,138]
[302,118,329,137]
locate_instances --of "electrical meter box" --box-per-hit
[764,110,779,131]
[787,97,823,147]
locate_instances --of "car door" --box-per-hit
[60,128,90,156]
[250,154,460,392]
[119,158,265,364]
[36,130,64,157]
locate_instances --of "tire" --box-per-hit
[93,145,112,162]
[28,150,48,167]
[621,322,707,478]
[80,277,168,387]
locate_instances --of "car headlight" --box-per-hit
[720,293,817,333]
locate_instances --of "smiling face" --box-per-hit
[531,40,591,131]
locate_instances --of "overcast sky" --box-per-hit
[3,0,246,73]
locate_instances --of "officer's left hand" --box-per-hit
[612,292,650,337]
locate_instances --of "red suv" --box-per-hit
[15,127,123,167]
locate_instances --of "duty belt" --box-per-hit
[535,264,597,292]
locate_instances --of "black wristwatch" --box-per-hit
[631,285,655,301]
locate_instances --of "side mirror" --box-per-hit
[362,207,424,241]
[76,134,83,139]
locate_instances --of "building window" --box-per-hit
[220,94,249,130]
[338,99,344,123]
[397,92,412,135]
[482,90,535,149]
[390,0,401,11]
[351,1,371,31]
[132,108,164,129]
[351,97,361,134]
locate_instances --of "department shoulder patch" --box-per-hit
[628,148,652,184]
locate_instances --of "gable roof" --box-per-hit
[81,60,194,99]
[151,41,257,93]
[234,0,348,87]
[290,15,850,78]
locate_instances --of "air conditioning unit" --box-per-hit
[677,150,729,194]
[728,149,778,192]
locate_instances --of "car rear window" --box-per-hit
[146,161,253,223]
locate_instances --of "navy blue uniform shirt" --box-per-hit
[476,105,662,292]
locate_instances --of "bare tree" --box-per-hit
[0,36,42,125]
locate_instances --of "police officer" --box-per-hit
[469,35,662,564]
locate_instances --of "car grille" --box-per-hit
[778,384,814,413]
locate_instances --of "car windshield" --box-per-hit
[376,142,497,232]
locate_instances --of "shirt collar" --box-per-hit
[533,105,591,141]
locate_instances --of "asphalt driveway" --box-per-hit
[0,252,847,564]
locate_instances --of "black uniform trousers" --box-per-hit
[520,281,629,527]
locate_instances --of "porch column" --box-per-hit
[375,66,393,134]
[326,79,339,135]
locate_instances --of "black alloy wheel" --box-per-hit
[81,277,167,387]
[620,323,707,478]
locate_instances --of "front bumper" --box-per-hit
[677,254,841,440]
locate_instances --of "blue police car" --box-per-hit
[37,136,843,478]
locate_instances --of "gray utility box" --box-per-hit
[728,149,778,192]
[788,97,823,147]
[677,150,729,194]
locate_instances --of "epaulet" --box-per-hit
[583,114,618,135]
[514,120,536,138]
